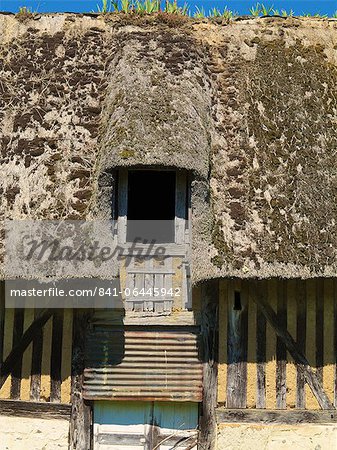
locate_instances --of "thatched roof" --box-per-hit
[0,14,336,280]
[99,29,212,177]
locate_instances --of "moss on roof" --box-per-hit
[0,14,336,280]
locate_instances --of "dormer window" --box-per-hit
[117,169,189,245]
[127,170,176,243]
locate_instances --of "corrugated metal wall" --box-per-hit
[84,326,203,402]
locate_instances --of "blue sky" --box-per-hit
[0,0,336,15]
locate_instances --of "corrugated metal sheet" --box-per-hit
[84,327,203,402]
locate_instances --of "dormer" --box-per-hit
[116,168,191,312]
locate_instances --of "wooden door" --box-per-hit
[116,169,192,313]
[93,401,198,449]
[122,254,191,312]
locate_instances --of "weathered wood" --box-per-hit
[296,280,306,409]
[256,283,266,409]
[226,281,248,409]
[146,425,159,450]
[0,399,71,419]
[185,439,198,450]
[0,308,53,390]
[10,308,25,399]
[316,279,324,384]
[126,255,177,313]
[216,408,337,424]
[276,281,287,409]
[30,309,44,401]
[98,432,197,447]
[198,280,219,450]
[50,310,64,403]
[92,310,200,326]
[146,403,160,450]
[120,243,187,257]
[0,282,5,364]
[186,173,192,246]
[117,169,128,244]
[175,171,187,244]
[252,281,334,410]
[334,279,337,408]
[69,309,92,450]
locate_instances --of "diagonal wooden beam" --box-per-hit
[0,308,53,390]
[252,281,334,410]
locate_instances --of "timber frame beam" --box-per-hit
[69,309,92,450]
[0,398,71,420]
[198,279,219,450]
[216,408,337,424]
[252,281,335,410]
[0,308,54,390]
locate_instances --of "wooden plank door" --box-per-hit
[93,401,198,449]
[125,256,174,313]
[122,253,191,313]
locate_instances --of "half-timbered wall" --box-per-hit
[217,278,337,410]
[1,279,336,411]
[0,297,73,404]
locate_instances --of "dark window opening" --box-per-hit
[233,291,242,311]
[126,170,176,243]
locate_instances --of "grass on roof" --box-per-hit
[16,2,337,19]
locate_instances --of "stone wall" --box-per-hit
[217,423,337,450]
[0,415,69,449]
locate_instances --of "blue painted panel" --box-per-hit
[94,400,198,429]
[154,402,198,430]
[94,400,152,426]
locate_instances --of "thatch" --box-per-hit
[202,18,337,281]
[0,14,336,280]
[99,29,212,177]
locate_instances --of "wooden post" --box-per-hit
[276,281,287,409]
[50,309,64,403]
[10,308,24,399]
[30,309,44,401]
[145,403,160,450]
[226,280,248,409]
[0,282,5,365]
[334,279,337,408]
[316,279,324,384]
[69,309,92,450]
[198,279,219,450]
[296,280,307,408]
[256,281,267,409]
